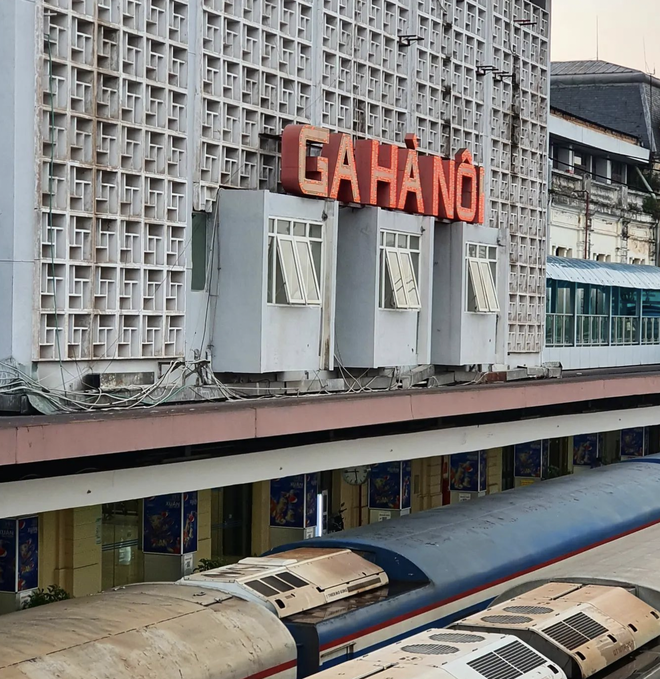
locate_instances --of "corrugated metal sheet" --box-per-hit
[551,60,639,77]
[547,256,660,290]
[0,584,297,679]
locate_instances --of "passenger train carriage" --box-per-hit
[4,455,660,679]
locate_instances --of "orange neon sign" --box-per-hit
[281,124,485,224]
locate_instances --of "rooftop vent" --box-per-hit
[178,548,388,619]
[482,615,534,624]
[401,644,459,655]
[430,632,486,643]
[468,640,548,679]
[505,606,554,615]
[542,613,608,651]
[452,582,660,679]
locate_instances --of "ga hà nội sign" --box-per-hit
[281,124,485,224]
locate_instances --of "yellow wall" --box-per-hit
[39,506,102,598]
[252,481,271,556]
[487,448,503,494]
[195,489,212,565]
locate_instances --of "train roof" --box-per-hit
[0,583,295,679]
[272,457,660,601]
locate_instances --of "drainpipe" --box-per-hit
[583,189,591,260]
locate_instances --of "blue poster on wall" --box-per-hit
[450,452,480,492]
[369,462,403,509]
[621,428,646,457]
[270,475,305,528]
[402,461,412,509]
[515,441,543,478]
[305,473,319,528]
[143,494,183,554]
[0,519,17,593]
[182,492,198,554]
[573,433,598,466]
[17,517,39,592]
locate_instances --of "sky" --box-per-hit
[551,0,660,74]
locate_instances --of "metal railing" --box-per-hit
[642,317,660,345]
[611,316,639,345]
[546,313,574,347]
[576,314,609,346]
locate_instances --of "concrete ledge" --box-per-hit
[2,372,660,465]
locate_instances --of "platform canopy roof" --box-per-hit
[547,256,660,290]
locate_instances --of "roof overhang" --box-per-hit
[549,114,650,165]
[546,256,660,290]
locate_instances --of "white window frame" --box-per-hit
[267,218,322,306]
[379,230,422,310]
[466,242,499,313]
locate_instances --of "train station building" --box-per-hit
[2,0,660,613]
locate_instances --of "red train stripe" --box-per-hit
[244,659,297,679]
[320,515,660,651]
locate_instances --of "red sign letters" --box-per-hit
[281,124,485,224]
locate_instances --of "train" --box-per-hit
[4,455,660,679]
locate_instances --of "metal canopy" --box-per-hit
[547,256,660,290]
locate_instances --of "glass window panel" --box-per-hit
[643,290,660,317]
[468,259,487,312]
[399,251,420,308]
[268,218,275,233]
[397,233,407,248]
[293,221,306,237]
[614,287,639,316]
[386,249,408,308]
[309,223,322,240]
[409,235,420,251]
[468,243,478,257]
[555,282,574,314]
[478,245,487,258]
[385,232,396,247]
[311,241,322,289]
[479,260,499,312]
[296,240,320,304]
[488,246,497,260]
[277,237,304,303]
[576,284,588,315]
[411,251,420,285]
[277,219,290,234]
[191,212,207,292]
[274,245,287,304]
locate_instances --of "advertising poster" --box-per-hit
[0,519,17,593]
[17,517,39,592]
[143,494,183,554]
[182,492,198,554]
[514,441,543,478]
[621,428,646,457]
[305,473,319,528]
[573,433,598,466]
[402,461,412,509]
[369,462,403,510]
[450,452,480,492]
[270,475,305,528]
[479,451,487,491]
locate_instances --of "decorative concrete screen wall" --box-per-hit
[0,0,549,387]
